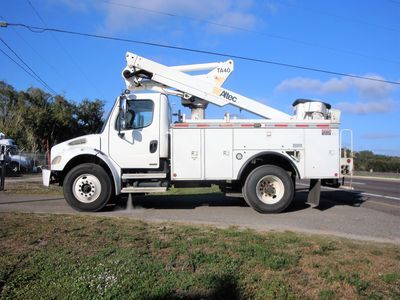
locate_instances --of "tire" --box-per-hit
[63,163,112,212]
[7,161,19,175]
[243,165,294,213]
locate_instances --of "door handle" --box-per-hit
[149,140,158,153]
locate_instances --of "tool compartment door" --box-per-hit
[171,129,202,180]
[304,128,340,178]
[204,129,233,179]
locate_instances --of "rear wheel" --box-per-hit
[243,165,294,213]
[63,163,112,212]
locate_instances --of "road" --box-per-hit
[302,176,400,215]
[0,175,399,244]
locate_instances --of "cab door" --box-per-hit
[108,94,160,168]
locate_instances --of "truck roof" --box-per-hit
[0,138,16,147]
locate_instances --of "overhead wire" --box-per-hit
[26,0,99,92]
[0,37,57,94]
[0,14,64,83]
[0,47,55,93]
[2,22,399,86]
[99,0,400,65]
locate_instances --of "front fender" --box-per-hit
[51,147,121,195]
[51,147,98,171]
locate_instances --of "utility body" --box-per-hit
[43,52,352,213]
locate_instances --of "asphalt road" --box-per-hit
[301,176,400,215]
[0,175,399,244]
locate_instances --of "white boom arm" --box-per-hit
[122,52,290,120]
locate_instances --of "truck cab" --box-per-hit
[107,93,171,169]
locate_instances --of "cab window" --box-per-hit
[118,100,154,130]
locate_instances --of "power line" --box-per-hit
[26,0,98,92]
[0,13,64,83]
[2,22,399,86]
[0,47,54,93]
[99,0,400,65]
[0,37,56,94]
[100,0,258,32]
[0,37,57,94]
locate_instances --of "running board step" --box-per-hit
[121,187,167,193]
[122,173,167,179]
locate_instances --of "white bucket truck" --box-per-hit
[43,52,352,213]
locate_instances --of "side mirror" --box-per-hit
[118,96,127,137]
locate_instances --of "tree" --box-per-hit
[0,81,105,152]
[76,98,105,135]
[354,150,400,172]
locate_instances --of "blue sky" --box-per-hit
[1,0,399,156]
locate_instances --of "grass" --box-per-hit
[3,176,62,195]
[1,213,399,299]
[353,171,400,180]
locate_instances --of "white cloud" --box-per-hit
[261,0,281,14]
[276,74,399,115]
[83,0,261,34]
[206,11,258,34]
[276,77,349,94]
[276,75,397,100]
[336,100,396,115]
[56,0,89,12]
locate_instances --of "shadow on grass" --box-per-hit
[145,274,241,300]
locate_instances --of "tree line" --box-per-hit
[354,150,400,173]
[0,81,105,153]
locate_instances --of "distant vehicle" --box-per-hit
[0,137,34,174]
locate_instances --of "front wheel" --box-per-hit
[243,165,294,213]
[8,161,19,175]
[63,163,112,212]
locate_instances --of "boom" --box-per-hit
[122,52,290,120]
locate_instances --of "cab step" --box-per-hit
[122,173,167,180]
[121,187,167,193]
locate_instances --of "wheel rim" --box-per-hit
[72,174,102,203]
[11,163,18,173]
[256,175,284,205]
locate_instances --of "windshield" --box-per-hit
[7,147,18,155]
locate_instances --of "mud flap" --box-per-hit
[307,179,321,207]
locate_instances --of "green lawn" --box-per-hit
[353,171,400,179]
[0,213,399,299]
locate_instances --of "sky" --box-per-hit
[0,0,399,156]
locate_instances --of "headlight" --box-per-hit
[52,156,62,165]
